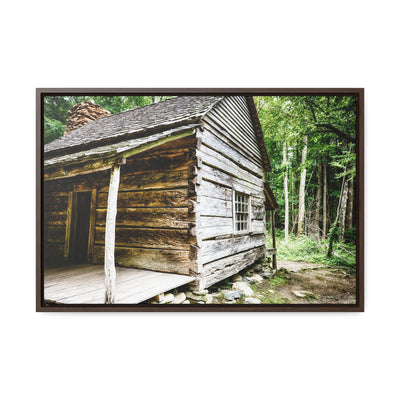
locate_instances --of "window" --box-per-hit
[234,191,250,232]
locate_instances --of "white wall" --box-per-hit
[1,1,399,400]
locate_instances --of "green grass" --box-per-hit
[268,230,356,269]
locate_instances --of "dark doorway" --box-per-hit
[70,191,92,262]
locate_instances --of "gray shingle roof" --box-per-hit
[44,96,223,157]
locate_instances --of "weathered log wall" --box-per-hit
[193,96,267,289]
[44,136,197,275]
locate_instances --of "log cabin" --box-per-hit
[43,96,278,304]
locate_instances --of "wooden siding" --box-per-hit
[193,96,267,289]
[44,136,198,275]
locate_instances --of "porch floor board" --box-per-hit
[44,264,195,304]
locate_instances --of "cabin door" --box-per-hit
[70,191,92,262]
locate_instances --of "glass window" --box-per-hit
[234,192,250,232]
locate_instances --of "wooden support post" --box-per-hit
[271,210,277,271]
[104,164,121,304]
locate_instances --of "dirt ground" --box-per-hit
[211,261,356,305]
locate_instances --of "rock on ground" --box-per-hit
[244,297,262,304]
[192,289,209,296]
[172,292,186,304]
[162,293,175,304]
[249,274,263,284]
[185,291,204,302]
[224,291,242,301]
[204,294,213,304]
[232,281,254,297]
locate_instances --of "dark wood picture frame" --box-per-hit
[36,88,364,312]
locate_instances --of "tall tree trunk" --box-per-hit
[283,141,289,242]
[291,145,299,233]
[297,134,308,236]
[322,163,328,239]
[339,179,349,242]
[327,170,346,257]
[316,160,322,237]
[347,179,354,229]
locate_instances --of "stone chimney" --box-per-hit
[64,101,111,135]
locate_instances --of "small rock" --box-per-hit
[192,289,209,296]
[182,300,190,304]
[244,297,262,304]
[254,264,263,273]
[155,293,164,302]
[249,274,263,284]
[232,282,254,297]
[224,291,242,301]
[185,291,205,301]
[161,293,175,303]
[197,301,205,304]
[293,290,313,298]
[261,271,274,279]
[268,290,275,294]
[172,292,186,304]
[232,274,242,282]
[204,294,213,304]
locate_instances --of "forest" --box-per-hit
[44,94,357,269]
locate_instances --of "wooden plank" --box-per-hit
[201,164,264,196]
[96,207,193,229]
[194,246,266,290]
[202,117,263,169]
[116,168,189,192]
[215,98,261,154]
[87,189,97,263]
[94,226,193,250]
[93,245,194,275]
[197,179,233,201]
[198,145,264,187]
[205,108,262,161]
[200,128,264,177]
[251,219,265,233]
[197,196,232,217]
[43,211,67,225]
[199,234,265,264]
[44,225,66,244]
[44,194,68,212]
[44,157,116,181]
[63,191,73,260]
[44,265,195,304]
[96,188,189,209]
[197,216,233,240]
[124,151,192,173]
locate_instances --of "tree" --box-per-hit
[43,95,172,144]
[255,95,356,248]
[297,133,308,236]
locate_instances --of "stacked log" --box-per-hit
[64,102,111,135]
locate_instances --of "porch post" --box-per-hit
[104,164,121,304]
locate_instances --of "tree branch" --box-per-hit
[314,124,355,143]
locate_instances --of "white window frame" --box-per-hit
[232,190,251,234]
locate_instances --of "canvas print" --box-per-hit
[39,91,362,310]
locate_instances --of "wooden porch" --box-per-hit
[44,264,195,304]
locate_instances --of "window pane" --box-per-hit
[234,191,249,232]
